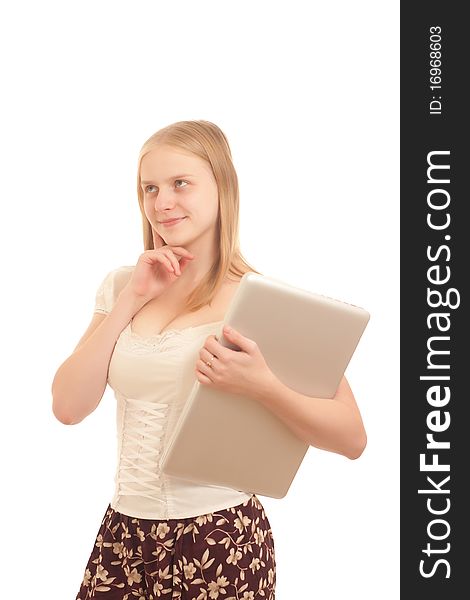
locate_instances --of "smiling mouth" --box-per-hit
[159,217,188,227]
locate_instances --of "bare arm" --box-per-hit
[51,289,146,425]
[254,374,367,460]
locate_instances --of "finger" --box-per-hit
[204,335,231,360]
[156,253,175,273]
[167,247,195,275]
[167,246,195,259]
[222,326,255,353]
[196,369,212,386]
[162,250,181,274]
[152,228,165,249]
[196,358,215,379]
[200,347,218,366]
[177,255,193,273]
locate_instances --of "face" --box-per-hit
[140,144,219,248]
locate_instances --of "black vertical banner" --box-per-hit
[401,3,467,598]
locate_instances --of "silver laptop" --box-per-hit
[160,272,370,499]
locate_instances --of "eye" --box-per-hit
[144,180,188,193]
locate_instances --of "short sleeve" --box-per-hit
[93,265,134,315]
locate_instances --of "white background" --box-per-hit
[0,1,399,598]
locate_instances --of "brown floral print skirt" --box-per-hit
[75,494,276,599]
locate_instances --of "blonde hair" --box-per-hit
[136,120,263,313]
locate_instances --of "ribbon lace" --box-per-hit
[116,398,169,504]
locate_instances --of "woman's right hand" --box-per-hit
[122,246,195,303]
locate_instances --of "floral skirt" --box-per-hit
[75,494,276,599]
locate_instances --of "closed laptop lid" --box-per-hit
[221,273,370,398]
[160,272,370,499]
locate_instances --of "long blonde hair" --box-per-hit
[136,120,263,313]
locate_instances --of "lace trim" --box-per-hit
[116,398,169,504]
[117,321,224,355]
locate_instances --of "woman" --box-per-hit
[52,120,366,599]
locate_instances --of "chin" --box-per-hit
[159,234,191,247]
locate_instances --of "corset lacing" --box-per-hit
[116,397,169,504]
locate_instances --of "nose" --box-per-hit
[153,187,177,213]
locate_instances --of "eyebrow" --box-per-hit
[140,174,196,185]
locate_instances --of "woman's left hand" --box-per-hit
[195,325,274,398]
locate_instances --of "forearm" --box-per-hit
[51,289,145,425]
[254,373,367,460]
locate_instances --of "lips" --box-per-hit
[160,217,186,224]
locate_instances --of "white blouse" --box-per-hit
[93,265,253,519]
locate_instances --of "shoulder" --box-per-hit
[96,264,134,290]
[216,278,241,307]
[94,265,135,313]
[112,265,135,289]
